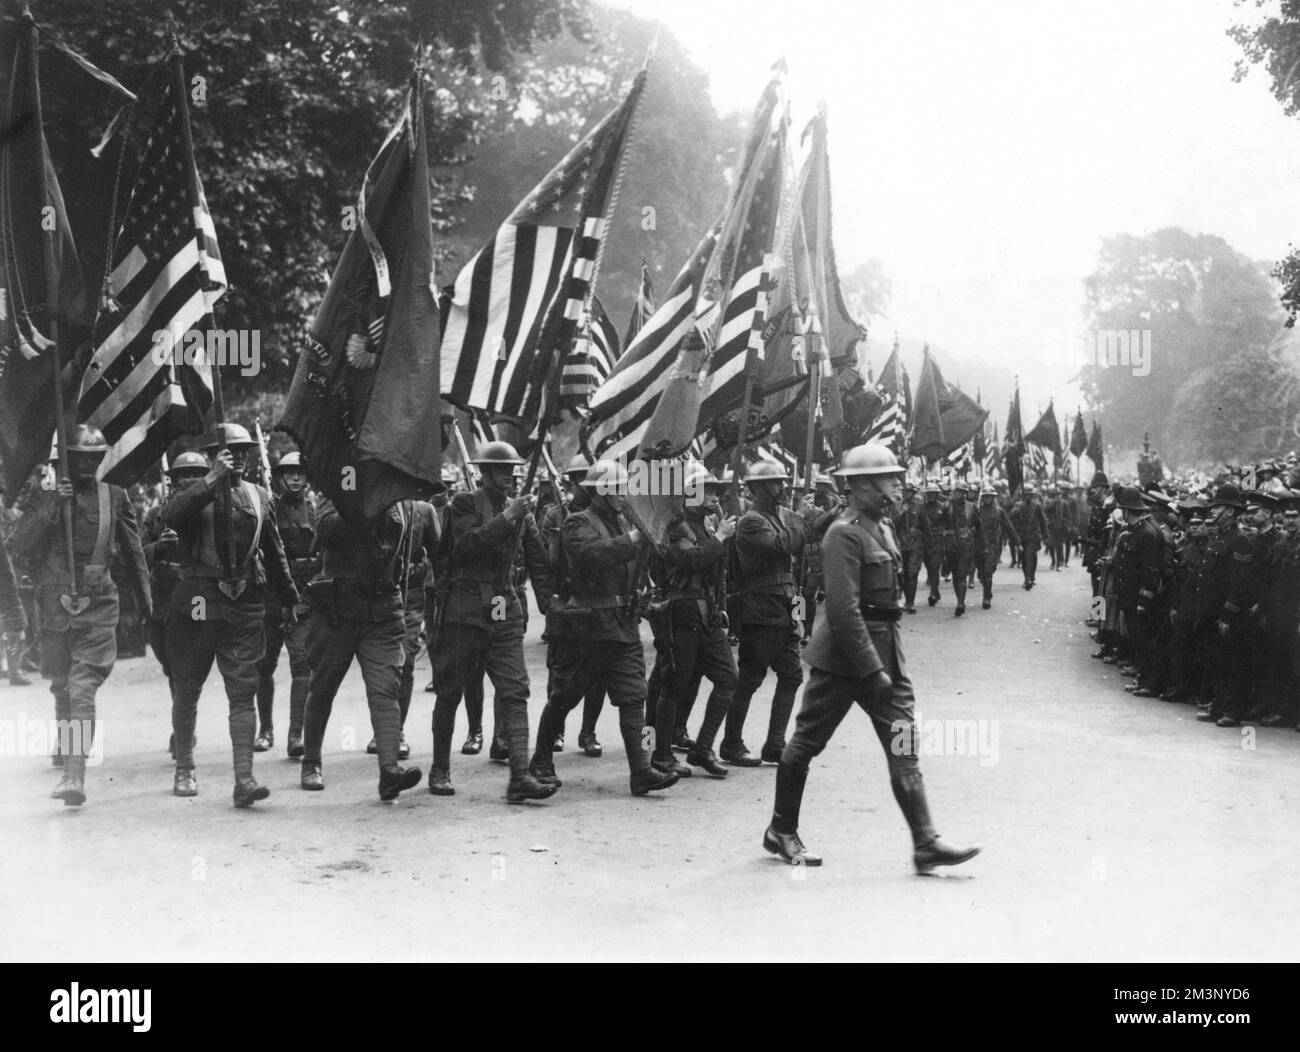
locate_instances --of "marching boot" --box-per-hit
[763,764,821,865]
[300,760,324,790]
[230,707,268,806]
[891,771,980,874]
[51,755,86,806]
[686,746,728,777]
[378,763,423,801]
[173,766,197,797]
[621,705,676,794]
[428,766,454,795]
[461,728,484,755]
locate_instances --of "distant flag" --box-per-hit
[983,421,1001,476]
[863,337,909,454]
[1004,385,1025,495]
[78,52,223,487]
[1086,418,1104,472]
[1070,410,1088,458]
[908,345,987,463]
[1027,441,1047,477]
[439,68,647,427]
[623,260,655,349]
[1025,400,1063,455]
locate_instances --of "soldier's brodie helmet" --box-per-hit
[273,451,306,474]
[66,425,108,477]
[469,440,524,467]
[563,453,592,479]
[167,451,208,480]
[743,460,791,485]
[833,443,905,480]
[202,422,257,451]
[580,459,630,495]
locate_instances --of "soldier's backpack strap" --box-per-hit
[89,483,113,567]
[240,481,265,569]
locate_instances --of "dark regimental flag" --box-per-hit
[440,69,646,427]
[77,56,223,487]
[279,73,443,524]
[0,16,89,499]
[1003,385,1026,495]
[584,223,720,462]
[623,260,655,350]
[1070,409,1088,458]
[697,68,790,426]
[1025,400,1062,455]
[558,295,620,411]
[908,345,987,463]
[1086,417,1104,472]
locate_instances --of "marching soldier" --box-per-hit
[9,425,151,805]
[895,482,929,614]
[531,459,678,796]
[763,443,979,872]
[648,462,737,779]
[1011,482,1049,589]
[426,441,556,801]
[937,479,978,616]
[297,493,428,800]
[920,481,945,605]
[721,460,831,766]
[144,452,207,758]
[255,452,319,758]
[540,454,605,758]
[975,483,1018,608]
[164,424,298,805]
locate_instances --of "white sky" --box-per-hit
[606,0,1300,411]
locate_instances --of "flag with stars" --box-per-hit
[439,69,646,425]
[697,68,791,425]
[77,58,223,487]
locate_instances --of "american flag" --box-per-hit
[439,70,645,426]
[1027,441,1047,476]
[558,295,619,410]
[584,224,719,462]
[944,439,974,476]
[862,338,910,455]
[469,408,497,447]
[697,72,789,425]
[78,60,224,486]
[865,396,902,449]
[755,442,799,478]
[623,260,655,349]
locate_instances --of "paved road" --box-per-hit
[2,559,1297,961]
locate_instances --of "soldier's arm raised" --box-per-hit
[662,520,724,572]
[563,511,639,568]
[451,492,516,561]
[161,476,217,530]
[736,510,802,557]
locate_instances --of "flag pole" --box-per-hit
[727,373,756,505]
[170,33,237,589]
[26,10,81,610]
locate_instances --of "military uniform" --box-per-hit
[649,502,736,777]
[532,469,675,796]
[11,460,150,802]
[1110,489,1165,685]
[299,498,424,799]
[936,489,978,614]
[164,464,298,802]
[429,484,553,795]
[722,495,828,764]
[920,490,944,604]
[1011,492,1049,588]
[975,494,1019,608]
[255,486,319,753]
[894,494,930,613]
[764,442,979,872]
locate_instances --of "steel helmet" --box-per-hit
[67,425,109,454]
[167,451,208,477]
[203,423,256,451]
[274,451,305,473]
[980,484,997,497]
[683,460,723,491]
[1022,482,1037,494]
[580,458,630,492]
[743,460,791,484]
[469,440,524,466]
[563,453,592,478]
[833,443,904,478]
[814,472,834,487]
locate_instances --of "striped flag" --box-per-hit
[469,408,497,448]
[1027,441,1047,477]
[623,260,655,349]
[558,295,619,410]
[696,69,790,424]
[862,339,909,455]
[78,57,223,487]
[584,223,719,462]
[439,69,646,427]
[756,442,798,478]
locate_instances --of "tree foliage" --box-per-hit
[1078,227,1280,462]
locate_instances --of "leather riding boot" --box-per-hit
[694,682,731,754]
[772,762,808,833]
[891,771,980,873]
[765,680,798,756]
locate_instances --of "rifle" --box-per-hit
[253,421,273,488]
[450,419,481,491]
[539,445,571,515]
[159,453,171,503]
